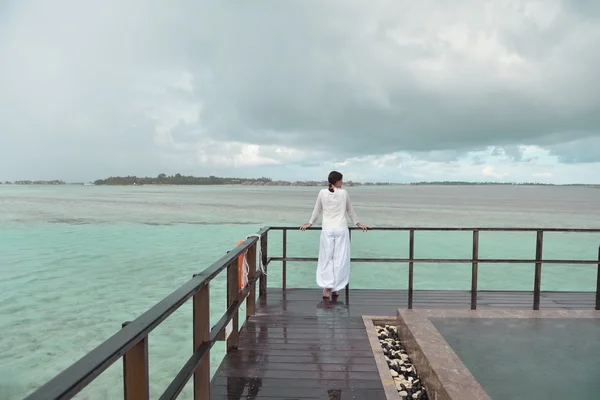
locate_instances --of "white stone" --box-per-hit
[399,390,408,396]
[390,369,399,377]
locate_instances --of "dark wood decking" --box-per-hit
[210,289,595,399]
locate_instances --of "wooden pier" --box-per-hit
[23,227,600,400]
[210,288,596,400]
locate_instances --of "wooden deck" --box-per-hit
[209,289,596,399]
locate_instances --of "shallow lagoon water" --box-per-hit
[1,184,599,399]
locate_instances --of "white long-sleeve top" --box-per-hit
[308,188,360,229]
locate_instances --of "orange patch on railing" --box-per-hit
[236,240,247,290]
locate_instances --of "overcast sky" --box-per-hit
[1,1,599,184]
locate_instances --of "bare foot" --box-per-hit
[332,291,339,297]
[322,289,331,298]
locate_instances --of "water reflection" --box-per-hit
[217,294,362,399]
[222,377,263,399]
[314,297,353,395]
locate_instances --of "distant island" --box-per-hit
[0,175,597,187]
[89,175,597,186]
[407,181,585,186]
[2,180,65,185]
[91,173,391,187]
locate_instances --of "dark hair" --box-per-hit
[328,170,343,192]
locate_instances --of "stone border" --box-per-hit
[401,309,600,319]
[362,315,401,400]
[396,311,489,400]
[396,309,600,400]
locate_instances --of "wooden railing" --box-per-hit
[22,226,600,400]
[24,227,269,400]
[268,227,600,311]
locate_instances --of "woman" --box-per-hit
[299,171,370,299]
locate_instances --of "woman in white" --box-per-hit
[299,171,370,299]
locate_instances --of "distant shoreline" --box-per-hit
[2,176,598,187]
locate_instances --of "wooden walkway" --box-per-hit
[210,289,595,399]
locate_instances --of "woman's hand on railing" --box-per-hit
[299,223,312,231]
[357,222,371,231]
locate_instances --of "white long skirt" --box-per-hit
[316,227,351,293]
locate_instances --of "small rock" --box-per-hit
[376,325,428,400]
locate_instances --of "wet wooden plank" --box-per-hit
[217,369,381,380]
[211,391,388,399]
[222,355,377,365]
[211,288,595,399]
[211,377,385,389]
[211,385,388,399]
[218,362,378,372]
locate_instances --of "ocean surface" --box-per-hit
[1,184,599,399]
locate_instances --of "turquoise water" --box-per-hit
[1,185,599,399]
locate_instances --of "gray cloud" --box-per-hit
[547,136,600,163]
[1,0,600,181]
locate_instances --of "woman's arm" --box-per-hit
[346,191,370,231]
[300,191,322,230]
[345,191,360,225]
[308,191,323,225]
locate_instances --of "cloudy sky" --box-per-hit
[1,0,599,184]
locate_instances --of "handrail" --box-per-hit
[270,226,600,232]
[269,256,599,264]
[271,226,600,312]
[159,272,261,400]
[24,226,269,400]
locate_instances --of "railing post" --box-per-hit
[282,229,287,291]
[408,229,414,310]
[122,322,149,400]
[596,246,600,311]
[533,230,544,310]
[192,280,210,400]
[247,243,257,318]
[346,229,352,304]
[471,230,479,310]
[259,231,268,297]
[227,261,239,352]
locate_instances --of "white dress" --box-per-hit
[308,188,360,292]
